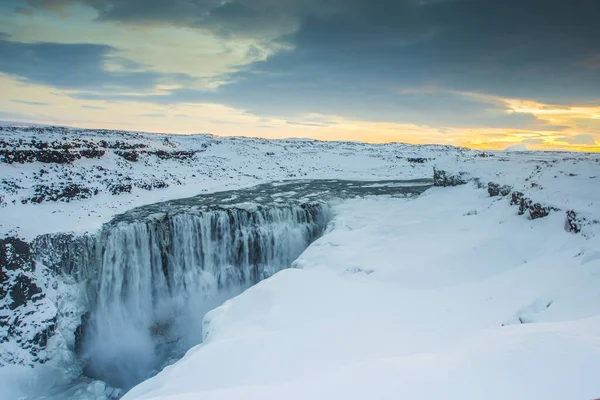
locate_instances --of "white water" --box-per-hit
[81,204,331,390]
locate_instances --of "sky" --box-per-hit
[0,0,599,151]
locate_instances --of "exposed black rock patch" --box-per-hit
[32,233,97,278]
[529,203,558,220]
[509,191,558,220]
[134,179,169,191]
[1,237,60,364]
[152,150,198,160]
[407,157,431,163]
[1,237,32,271]
[0,150,80,164]
[9,274,43,310]
[433,168,468,187]
[25,184,99,204]
[108,182,133,195]
[32,321,56,349]
[115,151,139,162]
[510,191,529,215]
[488,182,512,197]
[565,210,582,233]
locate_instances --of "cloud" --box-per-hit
[22,0,343,39]
[11,99,50,106]
[81,105,106,109]
[10,1,600,105]
[138,113,165,117]
[0,35,194,92]
[53,0,595,129]
[286,121,329,127]
[5,0,599,146]
[521,138,545,145]
[557,134,597,145]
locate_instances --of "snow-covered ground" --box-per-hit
[124,186,600,400]
[0,124,467,240]
[1,124,600,400]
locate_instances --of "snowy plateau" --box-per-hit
[1,123,600,400]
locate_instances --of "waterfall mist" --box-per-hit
[79,204,331,390]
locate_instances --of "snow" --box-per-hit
[124,185,600,400]
[2,124,600,400]
[0,125,467,240]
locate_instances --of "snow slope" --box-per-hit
[0,124,468,240]
[1,124,600,400]
[124,186,600,400]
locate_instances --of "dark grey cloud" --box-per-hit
[22,0,346,38]
[11,99,51,106]
[10,0,600,130]
[194,0,598,125]
[0,35,193,91]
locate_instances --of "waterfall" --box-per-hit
[80,203,331,389]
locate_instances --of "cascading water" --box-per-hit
[12,180,432,399]
[81,203,331,390]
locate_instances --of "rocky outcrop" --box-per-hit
[509,191,559,220]
[0,238,58,364]
[565,210,582,233]
[24,184,99,204]
[0,126,211,205]
[407,157,432,164]
[433,168,469,187]
[487,182,512,197]
[32,233,98,278]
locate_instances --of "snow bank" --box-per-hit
[124,185,600,400]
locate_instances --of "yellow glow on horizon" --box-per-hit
[1,74,599,152]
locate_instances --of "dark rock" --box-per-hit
[565,210,582,233]
[510,191,531,215]
[74,312,90,354]
[152,150,197,160]
[8,274,42,310]
[116,151,139,162]
[134,179,169,191]
[108,183,133,195]
[407,157,429,163]
[433,168,468,187]
[488,183,513,197]
[0,237,33,272]
[510,191,523,206]
[510,191,557,219]
[31,233,97,278]
[528,203,557,220]
[488,183,501,196]
[32,319,56,348]
[0,149,80,164]
[26,184,98,204]
[500,185,512,196]
[80,149,105,159]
